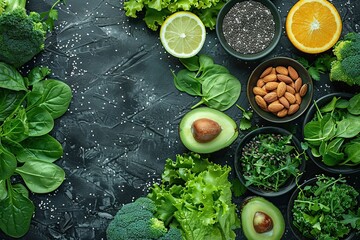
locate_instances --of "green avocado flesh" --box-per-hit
[241,197,285,240]
[179,107,238,154]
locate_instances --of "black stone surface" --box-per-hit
[0,0,359,239]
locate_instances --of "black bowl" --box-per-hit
[287,177,359,240]
[234,126,306,197]
[303,92,360,174]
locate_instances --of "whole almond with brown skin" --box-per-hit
[277,82,286,97]
[288,66,299,80]
[253,86,267,96]
[300,84,308,97]
[268,102,284,113]
[295,93,302,104]
[277,109,288,118]
[192,118,222,143]
[271,67,276,75]
[285,92,296,104]
[265,82,279,91]
[263,74,277,83]
[286,85,296,95]
[279,97,290,109]
[275,66,288,75]
[294,78,302,92]
[288,104,300,115]
[263,92,278,103]
[255,95,267,109]
[277,74,293,84]
[257,79,265,88]
[260,67,273,78]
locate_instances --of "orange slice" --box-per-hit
[286,0,342,54]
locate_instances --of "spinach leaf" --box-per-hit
[15,160,65,193]
[336,118,360,138]
[2,108,28,142]
[12,184,29,198]
[0,146,17,180]
[0,63,27,91]
[27,66,51,86]
[179,56,199,72]
[27,107,54,136]
[198,54,214,74]
[344,141,360,164]
[173,69,201,96]
[0,180,6,200]
[27,79,72,119]
[348,93,360,115]
[0,89,25,121]
[304,121,322,146]
[335,99,349,109]
[196,64,229,83]
[0,185,34,238]
[320,96,339,113]
[17,135,63,163]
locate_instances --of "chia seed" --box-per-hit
[222,0,275,54]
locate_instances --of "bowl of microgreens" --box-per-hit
[234,126,307,197]
[303,92,360,174]
[288,174,360,240]
[216,0,282,61]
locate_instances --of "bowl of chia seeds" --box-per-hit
[216,0,282,61]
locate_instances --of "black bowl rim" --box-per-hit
[287,176,358,240]
[247,56,314,123]
[234,126,306,197]
[302,92,360,174]
[216,0,282,61]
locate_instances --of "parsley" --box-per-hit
[297,54,336,81]
[40,0,66,31]
[236,104,252,131]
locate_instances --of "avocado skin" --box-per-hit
[241,196,285,240]
[179,107,238,154]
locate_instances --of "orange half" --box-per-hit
[286,0,342,54]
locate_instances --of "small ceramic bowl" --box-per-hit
[216,0,282,61]
[303,92,360,174]
[234,126,306,197]
[247,57,313,123]
[287,177,359,240]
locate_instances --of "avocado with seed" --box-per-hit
[241,197,285,240]
[179,107,238,154]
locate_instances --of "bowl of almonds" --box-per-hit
[247,56,313,123]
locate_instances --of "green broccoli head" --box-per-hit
[159,226,183,240]
[0,6,46,68]
[106,197,179,240]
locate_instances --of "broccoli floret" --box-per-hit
[106,197,181,240]
[159,226,183,240]
[330,32,360,86]
[0,0,46,68]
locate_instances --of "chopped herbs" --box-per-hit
[238,133,304,191]
[292,175,360,239]
[222,0,275,54]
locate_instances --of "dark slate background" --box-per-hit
[1,0,359,239]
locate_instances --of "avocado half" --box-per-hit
[179,107,238,154]
[241,197,285,240]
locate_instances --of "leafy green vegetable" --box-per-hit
[0,62,72,238]
[173,54,241,111]
[148,152,240,240]
[238,133,305,191]
[123,0,226,30]
[297,54,335,81]
[304,93,360,166]
[236,104,252,131]
[292,175,360,240]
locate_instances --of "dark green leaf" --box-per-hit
[297,57,310,68]
[336,118,360,138]
[27,66,51,86]
[340,213,360,228]
[197,64,229,83]
[2,107,28,142]
[26,107,54,136]
[348,93,360,115]
[0,146,17,180]
[239,118,251,130]
[344,141,360,164]
[335,99,349,109]
[48,9,58,20]
[173,69,201,96]
[198,54,214,73]
[320,97,339,113]
[0,89,25,121]
[231,178,246,197]
[0,180,6,200]
[0,63,27,91]
[179,56,199,71]
[308,67,320,81]
[12,184,29,198]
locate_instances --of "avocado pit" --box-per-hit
[191,118,222,143]
[253,211,273,233]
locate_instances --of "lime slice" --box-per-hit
[160,12,206,58]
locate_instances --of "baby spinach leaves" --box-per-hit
[174,54,241,111]
[304,93,360,166]
[0,63,72,238]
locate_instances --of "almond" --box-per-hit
[257,79,265,88]
[275,66,288,75]
[260,67,273,78]
[288,104,300,115]
[288,66,299,80]
[263,74,277,83]
[263,92,278,103]
[300,84,308,97]
[277,74,293,84]
[268,102,284,113]
[255,95,267,109]
[277,82,286,97]
[286,85,296,95]
[265,82,279,91]
[279,97,290,109]
[253,86,267,96]
[277,109,288,118]
[294,77,302,92]
[285,92,296,104]
[295,93,302,104]
[271,67,276,75]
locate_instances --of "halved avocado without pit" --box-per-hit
[179,107,238,154]
[241,197,285,240]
